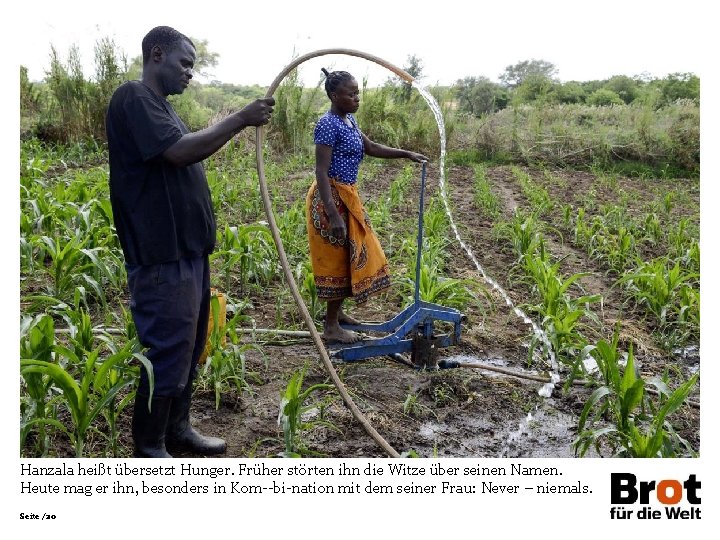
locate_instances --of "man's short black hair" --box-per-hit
[141,26,195,65]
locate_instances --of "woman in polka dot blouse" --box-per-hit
[306,68,428,344]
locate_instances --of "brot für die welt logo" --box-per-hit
[610,473,701,520]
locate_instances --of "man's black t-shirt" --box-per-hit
[106,81,216,265]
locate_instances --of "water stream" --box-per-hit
[412,83,560,397]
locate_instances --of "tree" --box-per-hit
[659,73,699,104]
[580,79,605,96]
[45,44,90,141]
[499,59,558,88]
[126,56,142,81]
[188,38,220,79]
[454,76,508,116]
[604,75,639,104]
[550,81,586,104]
[89,37,128,139]
[587,88,624,106]
[387,54,424,103]
[512,74,556,105]
[20,66,39,114]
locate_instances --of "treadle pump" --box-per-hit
[330,162,465,369]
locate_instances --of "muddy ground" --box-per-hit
[95,163,701,459]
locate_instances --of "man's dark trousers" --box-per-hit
[127,256,210,397]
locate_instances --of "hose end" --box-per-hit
[438,359,460,370]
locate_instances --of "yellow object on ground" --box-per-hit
[198,288,227,365]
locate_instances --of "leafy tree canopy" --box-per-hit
[454,76,507,116]
[499,59,558,88]
[385,54,424,104]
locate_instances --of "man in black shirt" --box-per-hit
[106,26,274,457]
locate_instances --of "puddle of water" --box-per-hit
[498,406,587,458]
[673,345,700,374]
[582,355,598,373]
[502,411,535,449]
[419,421,441,440]
[443,354,509,367]
[416,405,583,458]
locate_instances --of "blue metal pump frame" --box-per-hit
[330,162,464,362]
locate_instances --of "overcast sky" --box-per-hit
[13,0,710,87]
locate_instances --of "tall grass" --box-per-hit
[357,84,454,158]
[267,68,323,154]
[470,101,699,175]
[34,40,126,143]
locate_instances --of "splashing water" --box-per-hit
[498,410,535,457]
[412,83,559,397]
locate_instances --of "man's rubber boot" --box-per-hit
[132,394,173,458]
[166,383,226,455]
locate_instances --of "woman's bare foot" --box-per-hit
[323,299,362,342]
[322,324,364,344]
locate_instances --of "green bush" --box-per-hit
[587,89,624,106]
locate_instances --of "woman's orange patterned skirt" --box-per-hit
[305,179,390,304]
